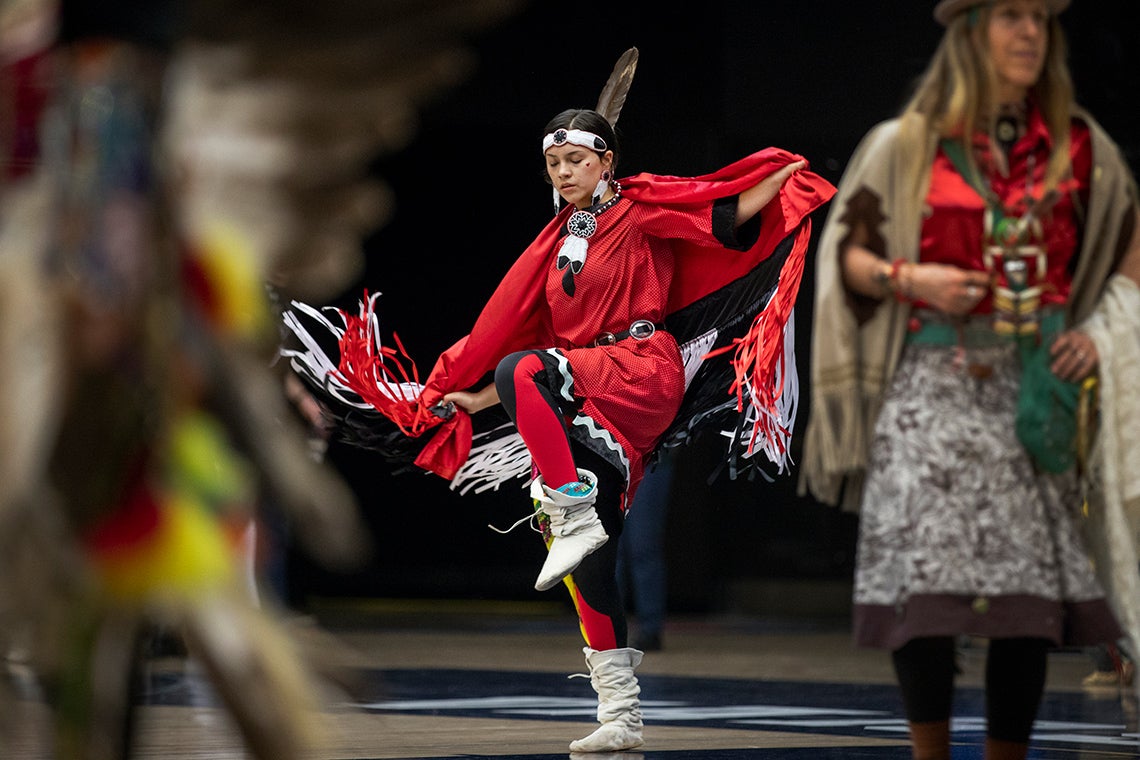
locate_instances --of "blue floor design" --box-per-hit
[357,668,1140,756]
[139,665,1140,758]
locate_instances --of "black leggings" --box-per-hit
[892,636,1049,742]
[495,350,628,650]
[563,445,628,650]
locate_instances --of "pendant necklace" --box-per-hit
[556,189,622,297]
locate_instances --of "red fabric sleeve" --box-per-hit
[621,148,836,312]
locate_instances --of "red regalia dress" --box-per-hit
[284,149,836,500]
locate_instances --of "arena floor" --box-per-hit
[4,600,1138,759]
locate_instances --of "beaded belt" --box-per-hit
[591,319,662,347]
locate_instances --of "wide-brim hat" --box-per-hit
[934,0,1071,25]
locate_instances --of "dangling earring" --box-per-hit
[553,185,562,214]
[592,170,611,205]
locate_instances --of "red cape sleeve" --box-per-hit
[621,148,836,312]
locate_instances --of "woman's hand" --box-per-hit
[443,383,500,415]
[1050,330,1099,383]
[904,262,990,316]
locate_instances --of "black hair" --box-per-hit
[542,109,621,171]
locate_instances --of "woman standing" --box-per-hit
[285,53,834,752]
[802,2,1140,759]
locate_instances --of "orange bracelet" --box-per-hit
[888,258,909,302]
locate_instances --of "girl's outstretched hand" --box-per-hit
[736,159,807,224]
[443,382,500,415]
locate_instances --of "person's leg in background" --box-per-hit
[984,637,1050,760]
[891,636,956,760]
[616,448,674,651]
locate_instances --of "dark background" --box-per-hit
[285,1,1140,614]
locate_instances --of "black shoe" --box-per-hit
[633,632,662,652]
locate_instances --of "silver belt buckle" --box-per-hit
[629,320,655,340]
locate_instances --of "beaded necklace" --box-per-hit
[941,126,1056,337]
[556,185,623,297]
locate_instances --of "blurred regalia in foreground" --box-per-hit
[0,0,521,757]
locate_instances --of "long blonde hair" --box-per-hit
[897,4,1075,198]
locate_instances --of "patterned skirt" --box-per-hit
[853,335,1121,650]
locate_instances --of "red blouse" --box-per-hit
[540,197,725,494]
[919,106,1091,310]
[544,198,724,347]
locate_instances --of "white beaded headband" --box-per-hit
[542,127,608,154]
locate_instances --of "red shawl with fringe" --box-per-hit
[394,148,835,479]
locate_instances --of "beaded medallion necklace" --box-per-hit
[556,186,622,297]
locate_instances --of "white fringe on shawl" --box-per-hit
[283,295,533,493]
[679,328,718,389]
[281,277,802,491]
[1080,273,1140,701]
[720,311,799,474]
[450,426,530,495]
[280,296,424,408]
